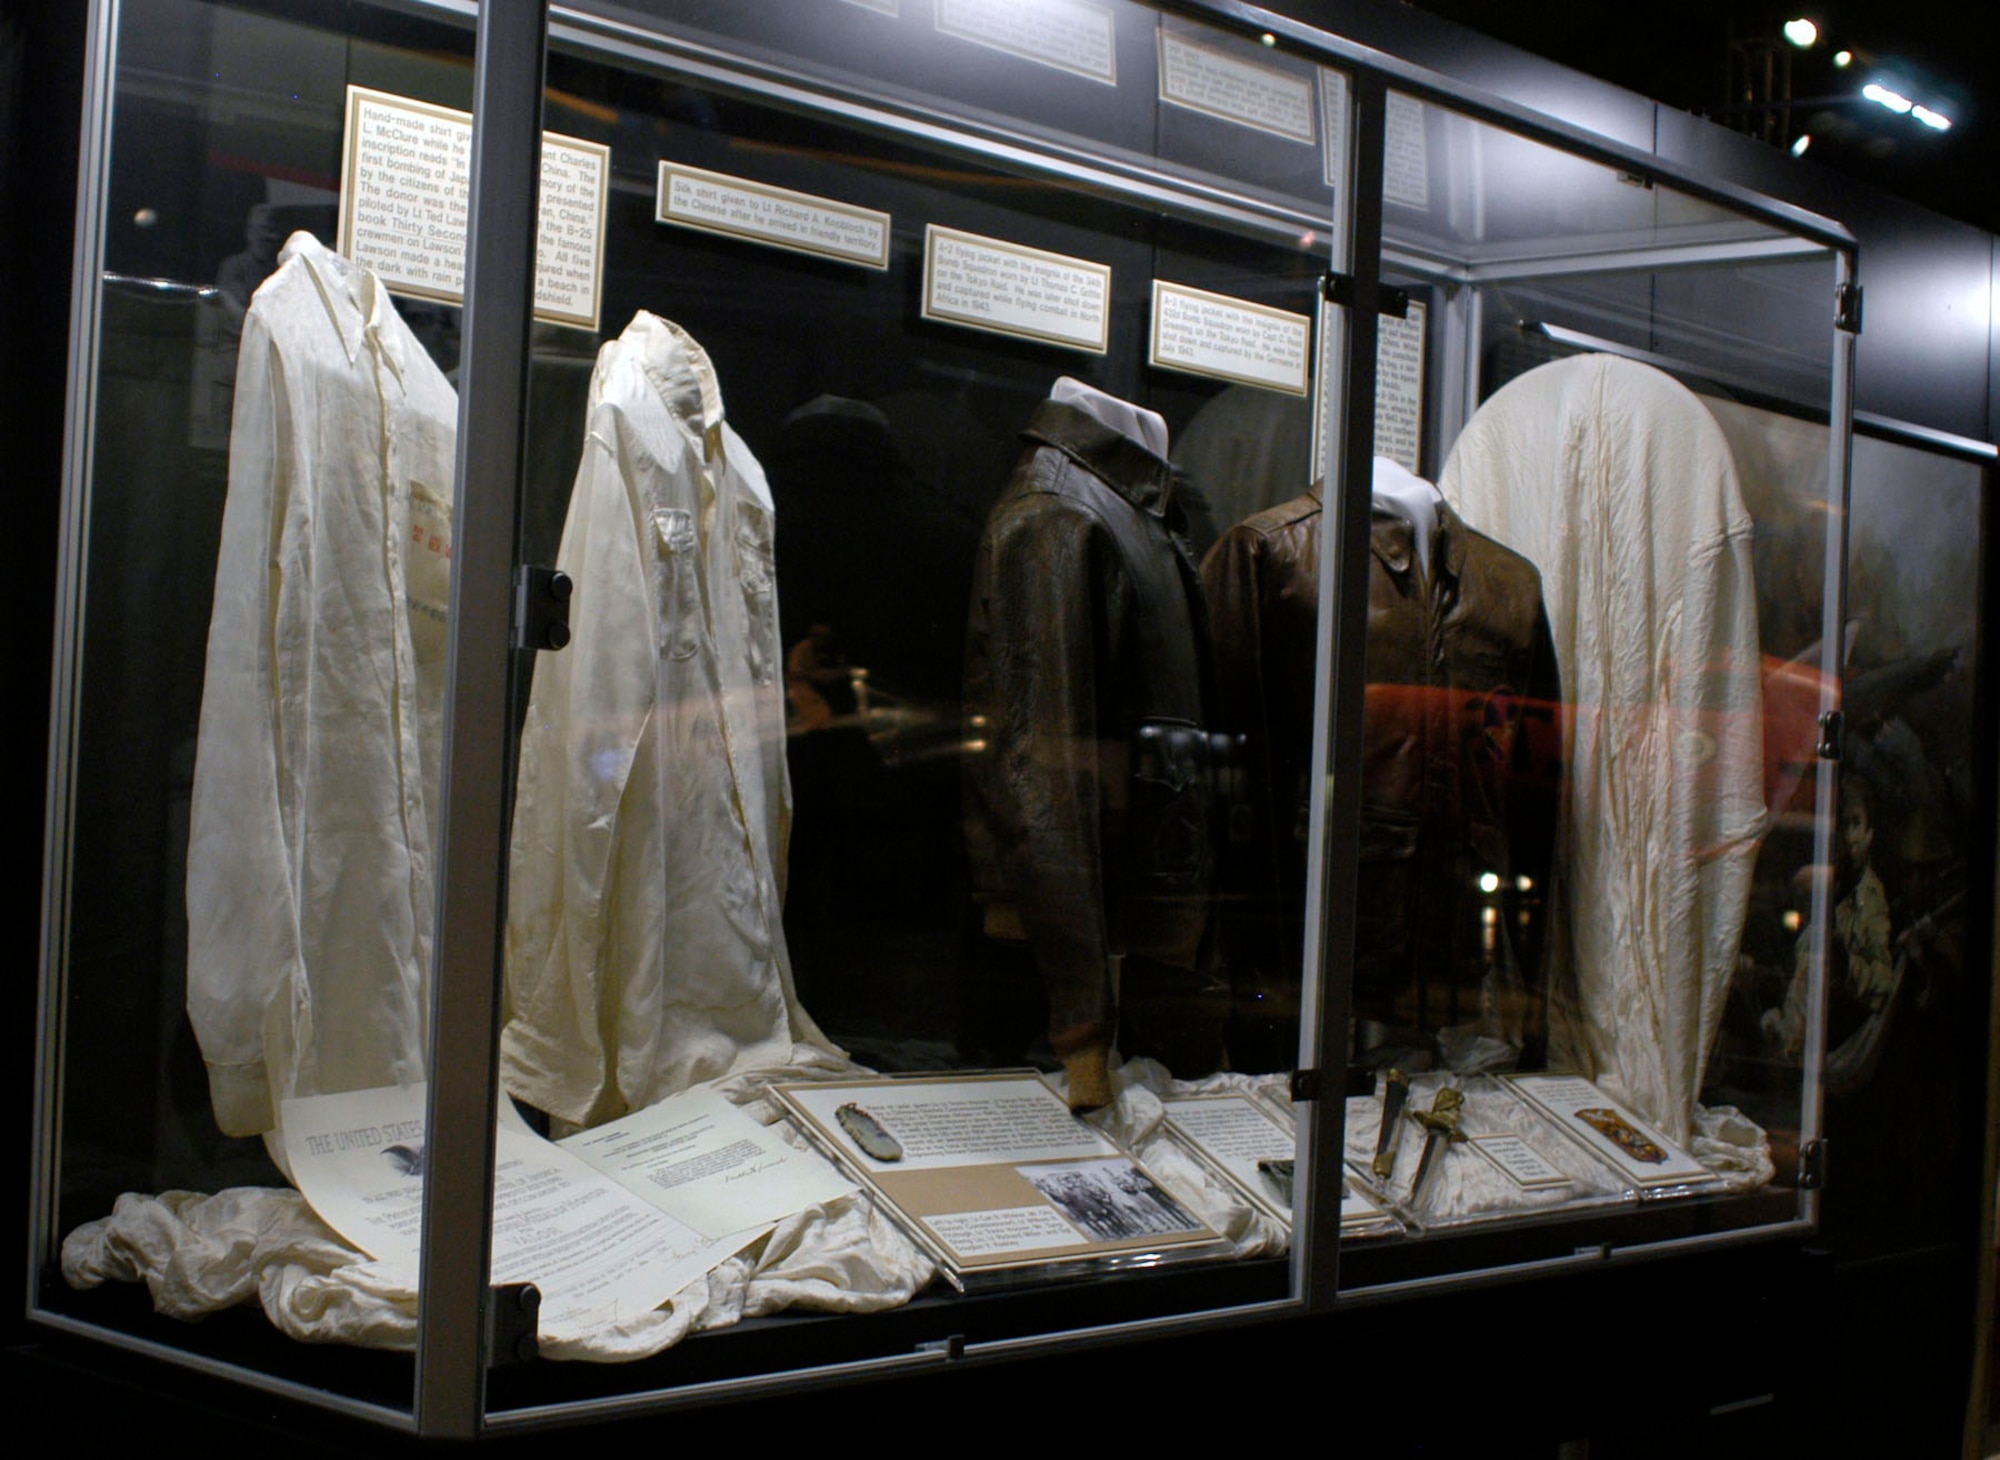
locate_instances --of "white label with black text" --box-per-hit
[1158,31,1314,143]
[934,0,1116,84]
[658,163,891,269]
[1384,92,1429,208]
[1374,298,1426,474]
[923,225,1110,352]
[1150,280,1311,395]
[339,86,607,329]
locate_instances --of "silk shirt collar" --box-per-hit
[624,310,728,461]
[282,231,408,387]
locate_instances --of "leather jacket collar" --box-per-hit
[1019,398,1175,518]
[1297,476,1473,580]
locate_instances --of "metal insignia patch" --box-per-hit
[836,1102,903,1161]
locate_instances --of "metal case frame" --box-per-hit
[30,0,1859,1435]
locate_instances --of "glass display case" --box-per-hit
[32,0,1857,1434]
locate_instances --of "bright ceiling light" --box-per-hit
[1911,104,1952,131]
[1832,49,1853,68]
[1783,18,1819,47]
[1790,133,1812,156]
[1863,82,1914,114]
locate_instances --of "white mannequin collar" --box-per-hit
[1372,455,1442,579]
[1051,376,1169,459]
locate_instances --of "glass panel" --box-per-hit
[40,0,1360,1418]
[1383,95,1795,269]
[36,0,491,1415]
[1335,94,1843,1288]
[566,0,1347,228]
[490,11,1344,1404]
[1715,428,1987,1252]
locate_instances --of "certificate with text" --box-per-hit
[777,1072,1222,1281]
[283,1085,750,1340]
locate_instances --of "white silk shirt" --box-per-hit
[503,312,830,1128]
[186,232,456,1138]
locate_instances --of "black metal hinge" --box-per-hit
[1323,271,1410,318]
[513,565,573,651]
[1798,1138,1829,1191]
[1290,1067,1324,1102]
[487,1282,541,1366]
[1817,709,1844,761]
[1835,282,1863,335]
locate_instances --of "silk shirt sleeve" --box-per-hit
[503,403,657,1127]
[184,306,305,1137]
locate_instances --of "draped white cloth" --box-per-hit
[1440,356,1767,1143]
[61,1058,1288,1358]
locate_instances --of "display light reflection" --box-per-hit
[1862,82,1914,114]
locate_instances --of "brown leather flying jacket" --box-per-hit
[963,399,1220,1069]
[1204,484,1561,1060]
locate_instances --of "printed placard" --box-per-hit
[923,225,1111,353]
[775,1073,1221,1280]
[1340,1171,1388,1225]
[934,0,1117,85]
[1505,1074,1716,1190]
[1161,1093,1295,1222]
[338,86,608,330]
[1158,31,1315,144]
[1319,68,1350,188]
[1374,297,1427,474]
[1384,91,1430,209]
[1469,1134,1572,1192]
[657,162,891,270]
[1150,280,1311,396]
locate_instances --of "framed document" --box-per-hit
[1157,30,1316,144]
[1373,297,1427,474]
[1149,280,1312,396]
[775,1073,1222,1283]
[922,226,1112,353]
[1160,1092,1297,1223]
[1505,1074,1717,1191]
[657,162,891,270]
[934,0,1117,86]
[338,85,608,330]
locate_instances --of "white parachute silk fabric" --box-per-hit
[1438,355,1768,1145]
[62,1060,1285,1358]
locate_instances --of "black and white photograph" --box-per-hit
[1018,1158,1203,1242]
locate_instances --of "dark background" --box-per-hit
[1404,0,2000,234]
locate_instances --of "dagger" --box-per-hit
[1407,1085,1468,1203]
[1371,1068,1410,1180]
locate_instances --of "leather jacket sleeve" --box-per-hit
[1200,519,1283,970]
[964,491,1119,1058]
